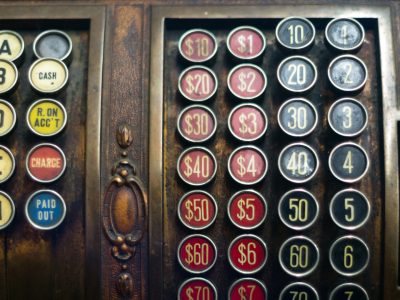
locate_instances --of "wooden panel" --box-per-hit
[100,5,148,300]
[0,24,88,300]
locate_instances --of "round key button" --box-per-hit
[279,282,319,300]
[276,17,315,50]
[177,147,217,186]
[178,66,218,102]
[227,26,266,60]
[228,64,267,100]
[279,236,320,277]
[278,189,319,230]
[326,18,365,51]
[328,55,367,92]
[277,56,317,93]
[228,189,267,230]
[330,189,370,230]
[178,277,217,300]
[329,283,369,300]
[29,58,68,94]
[228,234,267,274]
[228,145,268,185]
[278,143,319,183]
[278,98,318,137]
[177,234,217,274]
[328,98,367,137]
[27,99,67,137]
[26,143,66,183]
[178,29,217,63]
[0,191,15,230]
[0,145,15,183]
[229,278,267,300]
[33,30,73,62]
[329,142,369,183]
[329,235,370,276]
[177,105,217,143]
[0,59,18,94]
[25,189,66,230]
[228,103,268,141]
[0,30,24,63]
[177,190,218,230]
[0,100,16,136]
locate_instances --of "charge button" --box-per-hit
[26,143,66,183]
[29,58,68,94]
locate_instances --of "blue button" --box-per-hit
[25,190,66,230]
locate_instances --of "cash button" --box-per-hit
[25,189,66,230]
[27,99,67,137]
[29,58,68,94]
[26,143,66,183]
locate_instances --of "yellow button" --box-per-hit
[0,192,15,229]
[29,58,68,93]
[0,59,18,94]
[27,99,67,136]
[0,100,16,136]
[0,146,15,183]
[0,31,24,62]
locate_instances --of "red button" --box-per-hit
[178,190,218,230]
[229,278,267,300]
[227,26,266,60]
[228,103,267,141]
[178,234,217,273]
[26,143,66,183]
[228,190,267,230]
[228,146,267,185]
[177,147,217,186]
[178,278,217,300]
[179,66,217,102]
[177,105,217,143]
[228,234,267,274]
[228,64,267,100]
[179,29,217,63]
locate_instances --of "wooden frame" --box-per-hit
[0,4,105,299]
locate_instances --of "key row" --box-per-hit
[178,57,367,104]
[179,279,369,300]
[178,99,367,143]
[178,188,370,231]
[0,98,67,137]
[179,18,365,63]
[0,30,72,64]
[0,143,66,184]
[177,143,369,185]
[177,234,369,276]
[0,58,69,94]
[0,189,66,230]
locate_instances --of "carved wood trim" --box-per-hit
[103,124,147,298]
